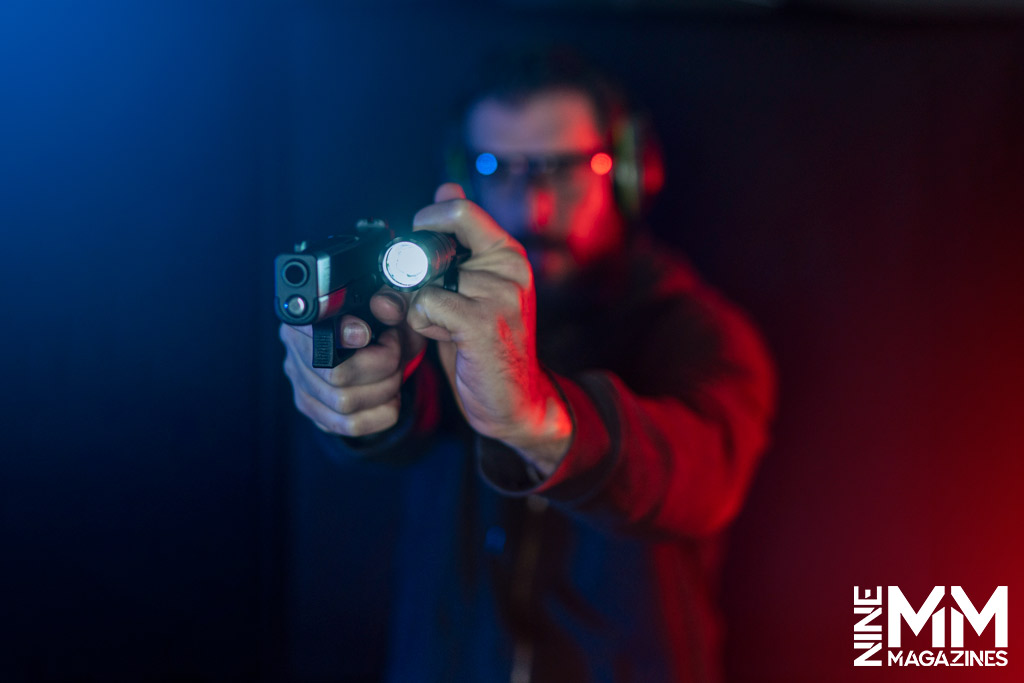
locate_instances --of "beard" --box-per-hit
[529,248,619,319]
[523,240,576,309]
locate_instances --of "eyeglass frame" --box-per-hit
[468,149,614,193]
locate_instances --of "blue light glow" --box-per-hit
[475,152,498,176]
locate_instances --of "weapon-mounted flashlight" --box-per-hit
[380,231,469,292]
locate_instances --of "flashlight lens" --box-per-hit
[383,241,430,288]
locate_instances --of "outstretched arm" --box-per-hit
[479,286,776,538]
[404,184,775,538]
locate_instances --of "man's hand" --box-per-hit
[280,292,426,437]
[404,183,572,476]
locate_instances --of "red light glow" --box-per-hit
[590,152,613,176]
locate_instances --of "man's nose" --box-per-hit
[524,183,555,234]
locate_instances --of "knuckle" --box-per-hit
[317,408,351,436]
[438,291,462,314]
[409,289,441,324]
[450,198,469,220]
[508,255,532,287]
[379,401,400,428]
[405,298,426,327]
[351,401,400,437]
[333,388,353,415]
[347,414,373,437]
[414,286,437,307]
[327,364,350,387]
[330,416,354,437]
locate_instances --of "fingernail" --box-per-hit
[380,292,406,314]
[342,322,369,347]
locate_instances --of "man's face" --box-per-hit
[466,89,624,286]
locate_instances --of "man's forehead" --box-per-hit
[466,90,605,155]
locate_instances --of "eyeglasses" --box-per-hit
[470,150,613,193]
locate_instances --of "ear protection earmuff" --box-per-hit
[607,111,664,222]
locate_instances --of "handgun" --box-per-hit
[275,219,469,368]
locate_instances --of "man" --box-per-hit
[280,52,775,682]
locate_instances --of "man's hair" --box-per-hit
[458,47,631,140]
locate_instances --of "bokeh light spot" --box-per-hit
[475,152,498,176]
[590,152,613,175]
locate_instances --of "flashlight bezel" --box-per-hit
[378,232,462,292]
[380,241,432,290]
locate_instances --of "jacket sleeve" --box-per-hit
[476,284,776,539]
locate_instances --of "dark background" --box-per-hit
[1,1,1022,681]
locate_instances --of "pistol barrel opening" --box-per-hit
[282,261,309,287]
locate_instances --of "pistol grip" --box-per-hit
[312,320,353,368]
[310,306,387,369]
